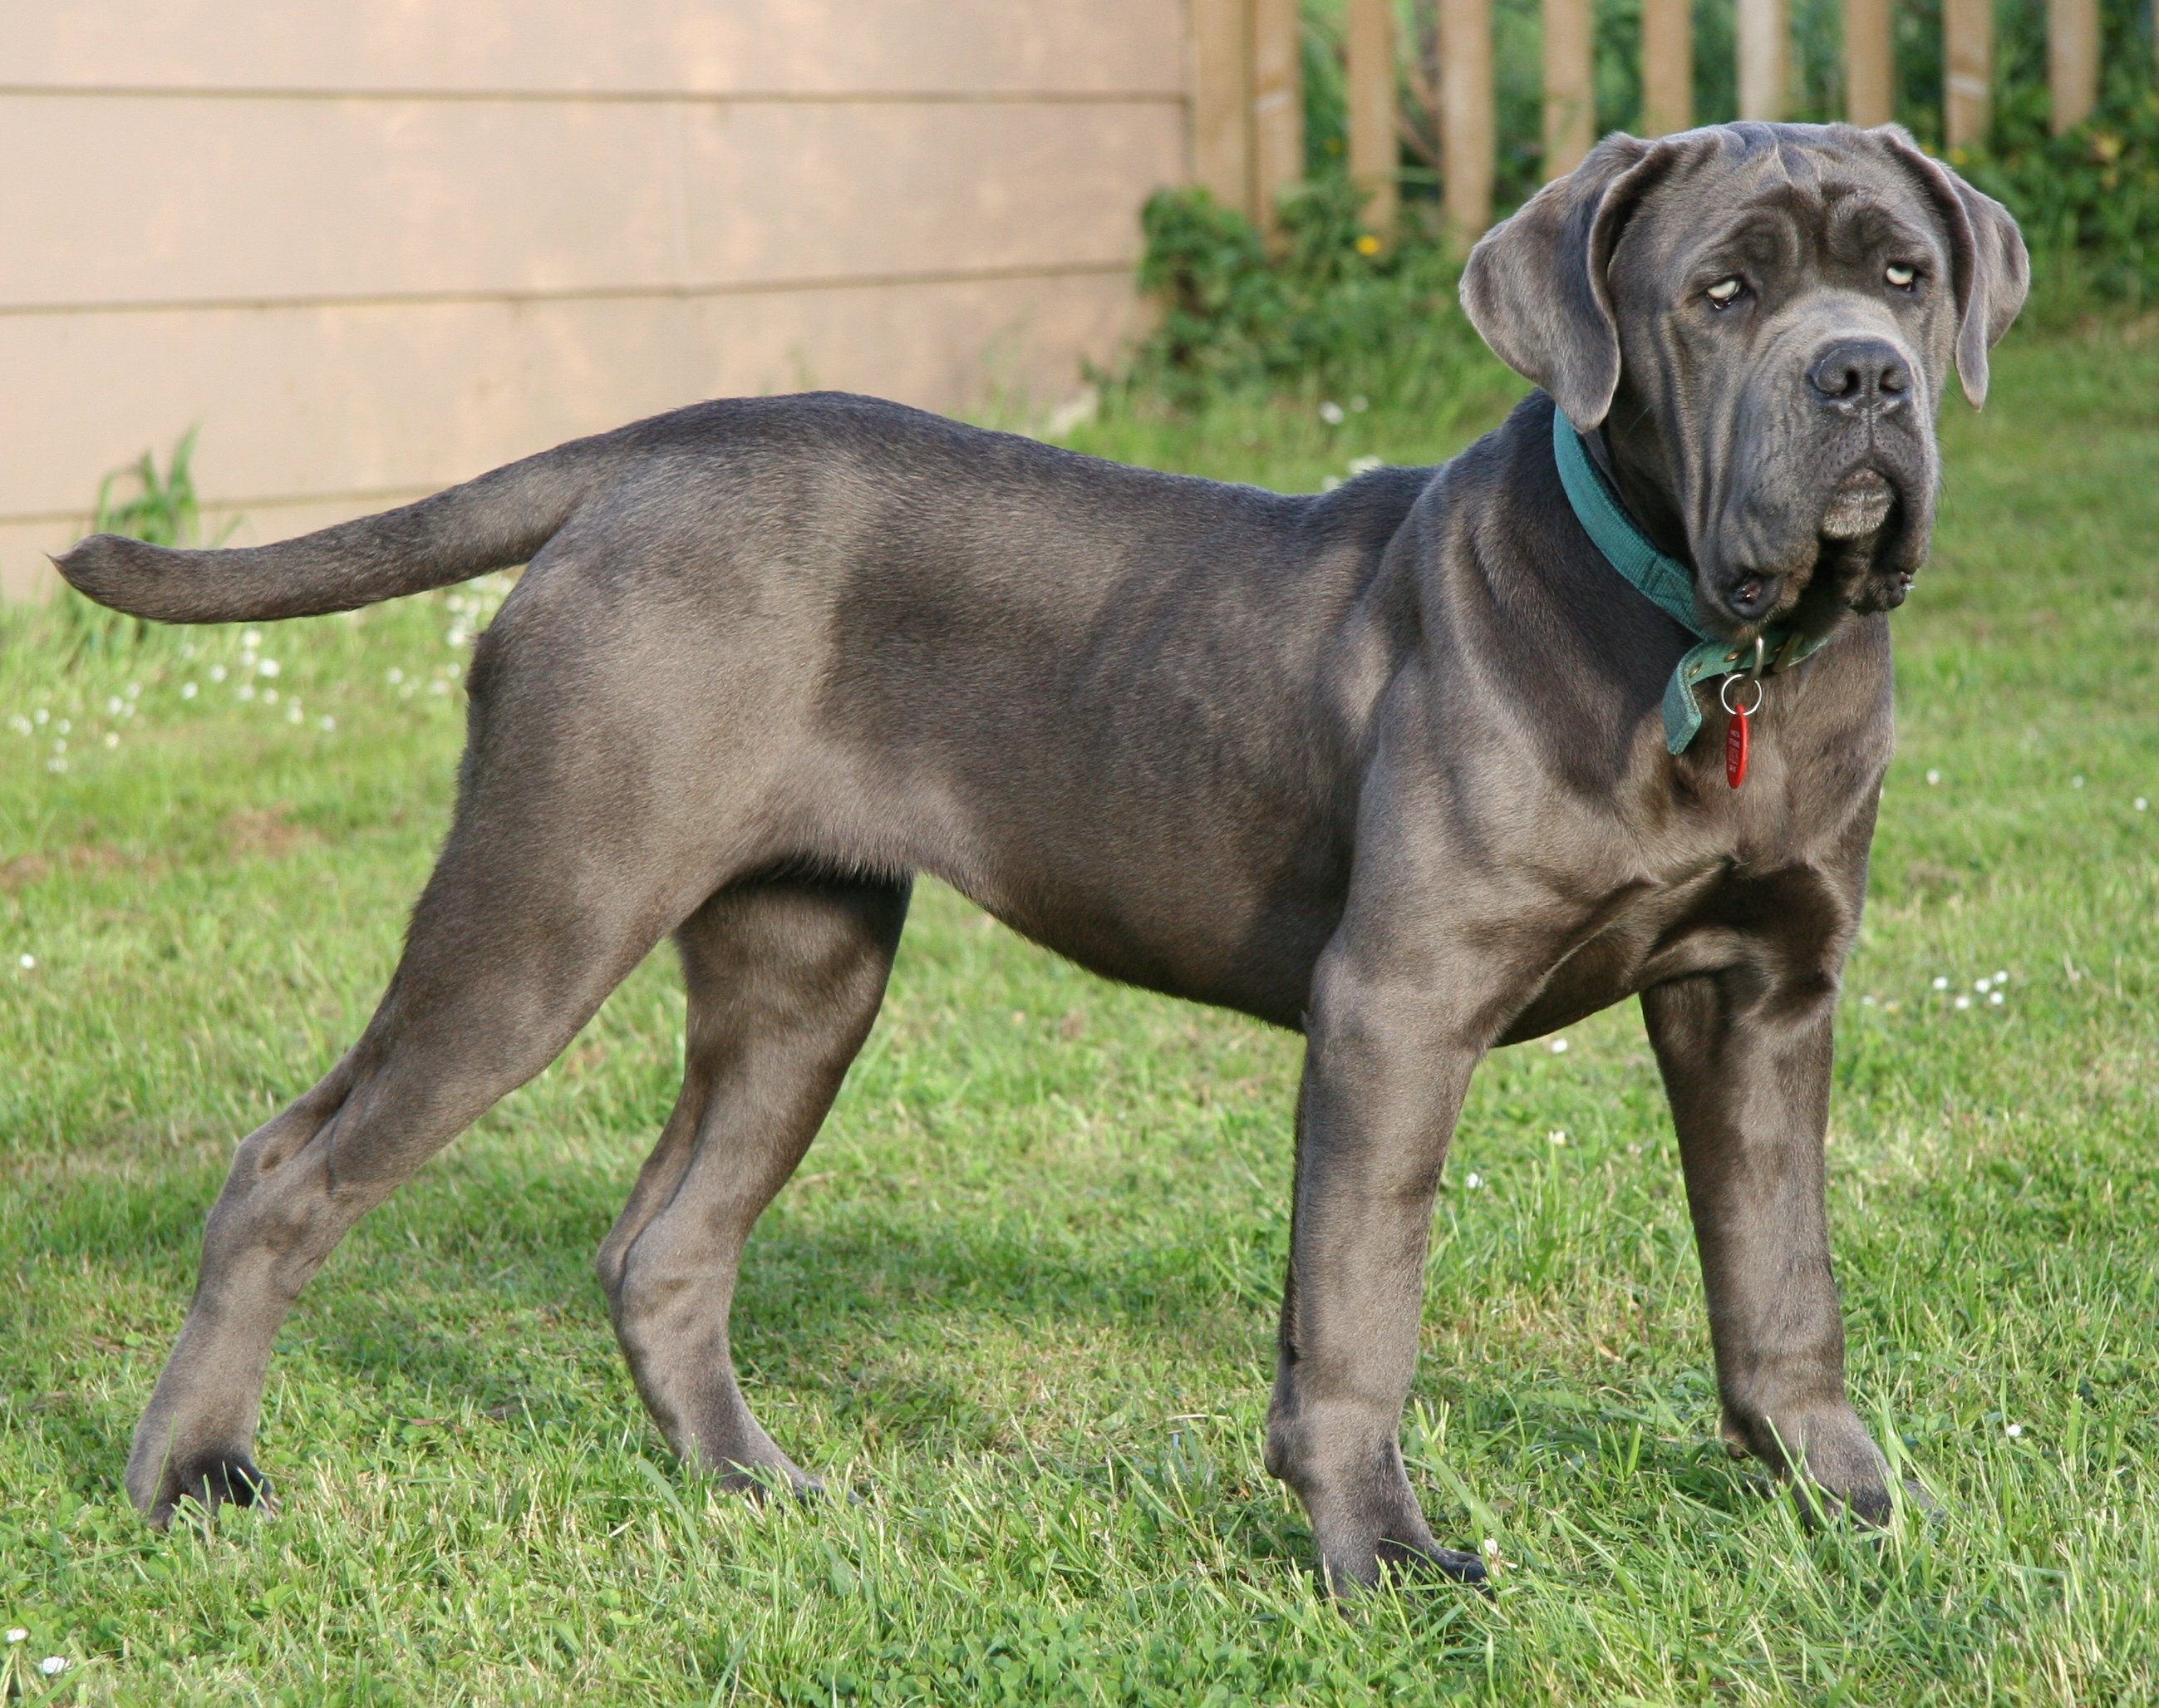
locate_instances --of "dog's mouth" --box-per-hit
[1819,467,1895,540]
[1714,467,1916,627]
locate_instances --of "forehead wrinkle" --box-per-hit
[1773,135,1825,194]
[1824,187,1938,262]
[1653,185,1814,278]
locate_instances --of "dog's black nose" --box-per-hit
[1809,338,1909,408]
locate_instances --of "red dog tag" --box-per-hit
[1724,703,1750,789]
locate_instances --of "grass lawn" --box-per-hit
[2,313,2156,1707]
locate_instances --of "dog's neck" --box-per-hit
[1587,422,1693,567]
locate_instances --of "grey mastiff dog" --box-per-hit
[61,121,2024,1591]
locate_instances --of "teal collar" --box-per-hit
[1550,405,1827,754]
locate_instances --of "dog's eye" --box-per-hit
[1706,277,1743,308]
[1886,263,1917,290]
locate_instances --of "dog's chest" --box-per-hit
[1493,765,1866,1044]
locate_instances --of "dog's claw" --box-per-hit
[1389,1541,1491,1591]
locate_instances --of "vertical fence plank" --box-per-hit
[1252,0,1304,234]
[1192,0,1254,217]
[1943,0,1992,148]
[1441,0,1495,236]
[1640,0,1693,135]
[2048,0,2098,134]
[1737,0,1787,119]
[1346,0,1399,233]
[1843,0,1894,126]
[1542,0,1595,177]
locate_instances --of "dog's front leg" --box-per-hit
[1640,971,1895,1521]
[1264,928,1493,1594]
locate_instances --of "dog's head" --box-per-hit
[1463,122,2027,635]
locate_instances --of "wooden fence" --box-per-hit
[1195,0,2117,239]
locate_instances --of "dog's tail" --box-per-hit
[53,434,619,625]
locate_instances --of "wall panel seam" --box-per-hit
[0,259,1139,321]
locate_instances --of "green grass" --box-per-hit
[2,315,2157,1706]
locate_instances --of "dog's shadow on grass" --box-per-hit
[278,1180,1257,1420]
[47,1152,1759,1548]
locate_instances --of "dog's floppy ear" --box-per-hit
[1876,126,2029,408]
[1460,133,1682,431]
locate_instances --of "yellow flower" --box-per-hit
[1355,233,1381,257]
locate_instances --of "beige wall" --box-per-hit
[1,2,1192,598]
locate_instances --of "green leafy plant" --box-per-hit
[1123,178,1500,414]
[1964,96,2159,308]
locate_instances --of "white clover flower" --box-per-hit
[1549,1037,1569,1054]
[1318,401,1345,425]
[2138,798,2149,813]
[1932,976,1950,991]
[238,684,255,701]
[242,629,261,647]
[1989,991,2004,1005]
[318,715,336,731]
[33,707,47,724]
[3,1627,24,1642]
[2073,775,2086,788]
[103,732,119,749]
[1955,995,1972,1010]
[1860,994,1877,1007]
[38,1656,66,1676]
[386,667,404,685]
[125,682,140,698]
[2004,1421,2024,1438]
[1925,769,1940,785]
[209,664,227,683]
[258,658,280,677]
[1993,970,2008,983]
[1975,977,1991,992]
[1463,1172,1483,1189]
[56,720,68,735]
[17,954,34,971]
[1547,1130,1567,1146]
[1482,1538,1500,1558]
[106,696,122,715]
[181,682,198,699]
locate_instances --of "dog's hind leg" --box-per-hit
[125,779,706,1525]
[597,874,909,1493]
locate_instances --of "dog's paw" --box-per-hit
[138,1455,272,1529]
[711,1459,823,1504]
[1321,1535,1491,1599]
[1794,1471,1943,1535]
